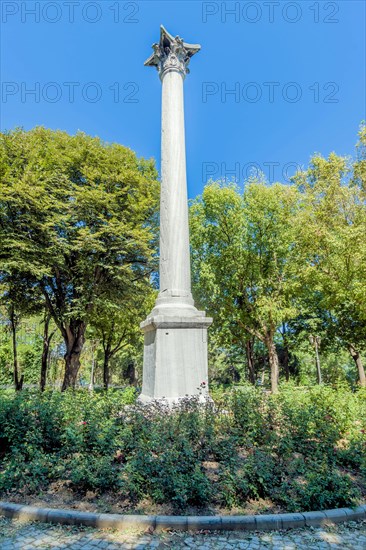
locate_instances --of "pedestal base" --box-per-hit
[139,313,212,403]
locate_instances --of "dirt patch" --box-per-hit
[3,487,285,516]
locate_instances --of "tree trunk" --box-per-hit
[265,337,279,393]
[61,324,86,391]
[280,324,290,381]
[40,313,54,392]
[315,341,322,384]
[245,338,256,384]
[283,334,290,382]
[62,352,81,391]
[103,349,111,390]
[348,344,366,387]
[89,345,96,392]
[283,345,290,381]
[126,361,137,386]
[10,307,23,391]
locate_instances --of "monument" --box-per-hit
[139,26,212,404]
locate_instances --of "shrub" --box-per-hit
[65,455,120,492]
[279,466,361,511]
[0,451,55,494]
[0,385,364,512]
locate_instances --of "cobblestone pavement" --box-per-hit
[0,517,365,549]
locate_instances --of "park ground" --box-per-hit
[1,517,366,549]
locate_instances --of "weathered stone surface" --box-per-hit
[46,508,80,525]
[345,505,366,520]
[323,508,350,524]
[0,502,22,518]
[302,510,327,526]
[222,516,257,531]
[187,515,222,530]
[65,511,99,527]
[6,504,49,522]
[139,315,212,404]
[254,513,283,531]
[275,513,305,529]
[156,515,188,530]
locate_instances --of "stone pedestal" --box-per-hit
[140,26,212,404]
[140,314,211,403]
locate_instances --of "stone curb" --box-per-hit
[0,502,365,532]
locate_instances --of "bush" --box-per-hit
[0,451,55,494]
[279,466,361,511]
[66,455,121,492]
[0,385,365,513]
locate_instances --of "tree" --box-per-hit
[89,283,155,390]
[294,141,366,387]
[0,275,40,390]
[190,180,300,392]
[0,128,159,390]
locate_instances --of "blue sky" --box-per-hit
[1,0,365,197]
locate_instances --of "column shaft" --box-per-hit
[159,69,191,301]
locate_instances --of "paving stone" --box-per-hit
[96,542,111,549]
[1,517,366,549]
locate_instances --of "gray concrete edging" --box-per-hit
[0,502,365,532]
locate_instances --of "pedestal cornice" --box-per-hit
[141,314,213,333]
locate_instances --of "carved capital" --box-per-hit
[145,25,201,80]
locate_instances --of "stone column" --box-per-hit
[139,26,212,404]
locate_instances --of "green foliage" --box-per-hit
[0,127,159,388]
[0,451,55,494]
[0,124,366,512]
[66,455,120,492]
[0,336,12,385]
[0,387,364,512]
[190,180,303,392]
[279,465,360,512]
[292,142,366,377]
[189,124,366,389]
[1,125,366,392]
[191,180,300,332]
